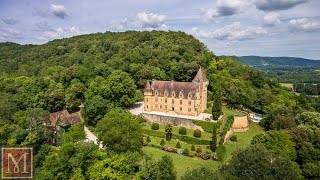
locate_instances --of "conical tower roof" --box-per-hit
[144,80,151,92]
[192,67,208,82]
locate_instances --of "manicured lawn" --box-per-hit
[143,124,212,140]
[223,123,264,162]
[144,136,211,152]
[142,146,221,179]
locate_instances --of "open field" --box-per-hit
[280,83,294,89]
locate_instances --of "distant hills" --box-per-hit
[235,56,320,67]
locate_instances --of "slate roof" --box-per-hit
[192,67,208,82]
[144,68,208,98]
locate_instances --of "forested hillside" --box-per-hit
[236,56,320,67]
[1,31,320,179]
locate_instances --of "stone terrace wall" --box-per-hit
[141,113,203,131]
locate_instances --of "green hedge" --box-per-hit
[142,129,211,145]
[192,120,215,133]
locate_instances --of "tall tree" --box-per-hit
[221,144,302,180]
[211,87,222,120]
[210,123,217,152]
[95,108,143,153]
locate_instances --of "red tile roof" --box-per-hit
[49,110,81,127]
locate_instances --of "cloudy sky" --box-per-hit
[1,0,320,59]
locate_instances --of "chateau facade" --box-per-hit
[144,68,209,116]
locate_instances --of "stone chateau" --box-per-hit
[144,68,209,116]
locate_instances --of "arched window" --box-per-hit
[155,90,158,96]
[179,91,183,98]
[172,91,175,97]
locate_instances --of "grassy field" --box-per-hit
[142,146,221,179]
[280,83,294,89]
[143,123,264,178]
[223,123,264,162]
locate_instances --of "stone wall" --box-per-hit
[141,112,203,131]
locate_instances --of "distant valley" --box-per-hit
[235,56,320,67]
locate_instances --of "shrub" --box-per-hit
[146,136,151,143]
[192,120,215,133]
[165,124,173,141]
[196,147,202,153]
[216,145,226,161]
[191,144,195,151]
[230,135,237,142]
[142,129,211,145]
[178,127,187,135]
[160,139,166,146]
[200,153,211,160]
[193,129,202,138]
[183,148,190,156]
[176,141,181,149]
[151,123,159,130]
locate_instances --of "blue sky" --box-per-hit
[1,0,320,59]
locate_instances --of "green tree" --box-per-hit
[138,156,176,180]
[296,111,320,128]
[181,167,224,180]
[221,144,303,180]
[82,95,109,126]
[165,124,173,141]
[210,123,217,152]
[252,130,297,160]
[61,124,85,144]
[65,79,86,111]
[96,108,143,153]
[211,87,222,120]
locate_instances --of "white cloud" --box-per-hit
[289,18,320,32]
[254,0,309,11]
[1,17,19,25]
[202,0,252,22]
[39,26,83,41]
[263,12,281,26]
[192,22,267,41]
[110,12,168,30]
[50,4,68,19]
[0,27,23,41]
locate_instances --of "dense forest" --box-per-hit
[1,31,320,179]
[236,56,320,67]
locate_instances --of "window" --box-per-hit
[155,97,158,102]
[155,90,158,96]
[147,105,148,109]
[172,99,174,104]
[165,98,167,103]
[160,105,162,109]
[188,107,191,112]
[188,101,191,105]
[172,91,175,97]
[179,91,183,98]
[164,90,169,96]
[188,93,192,98]
[155,104,158,109]
[180,107,182,111]
[165,105,167,110]
[146,98,148,102]
[180,100,182,105]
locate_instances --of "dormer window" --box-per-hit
[179,91,183,98]
[172,91,175,97]
[155,90,158,96]
[164,90,169,97]
[188,93,192,99]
